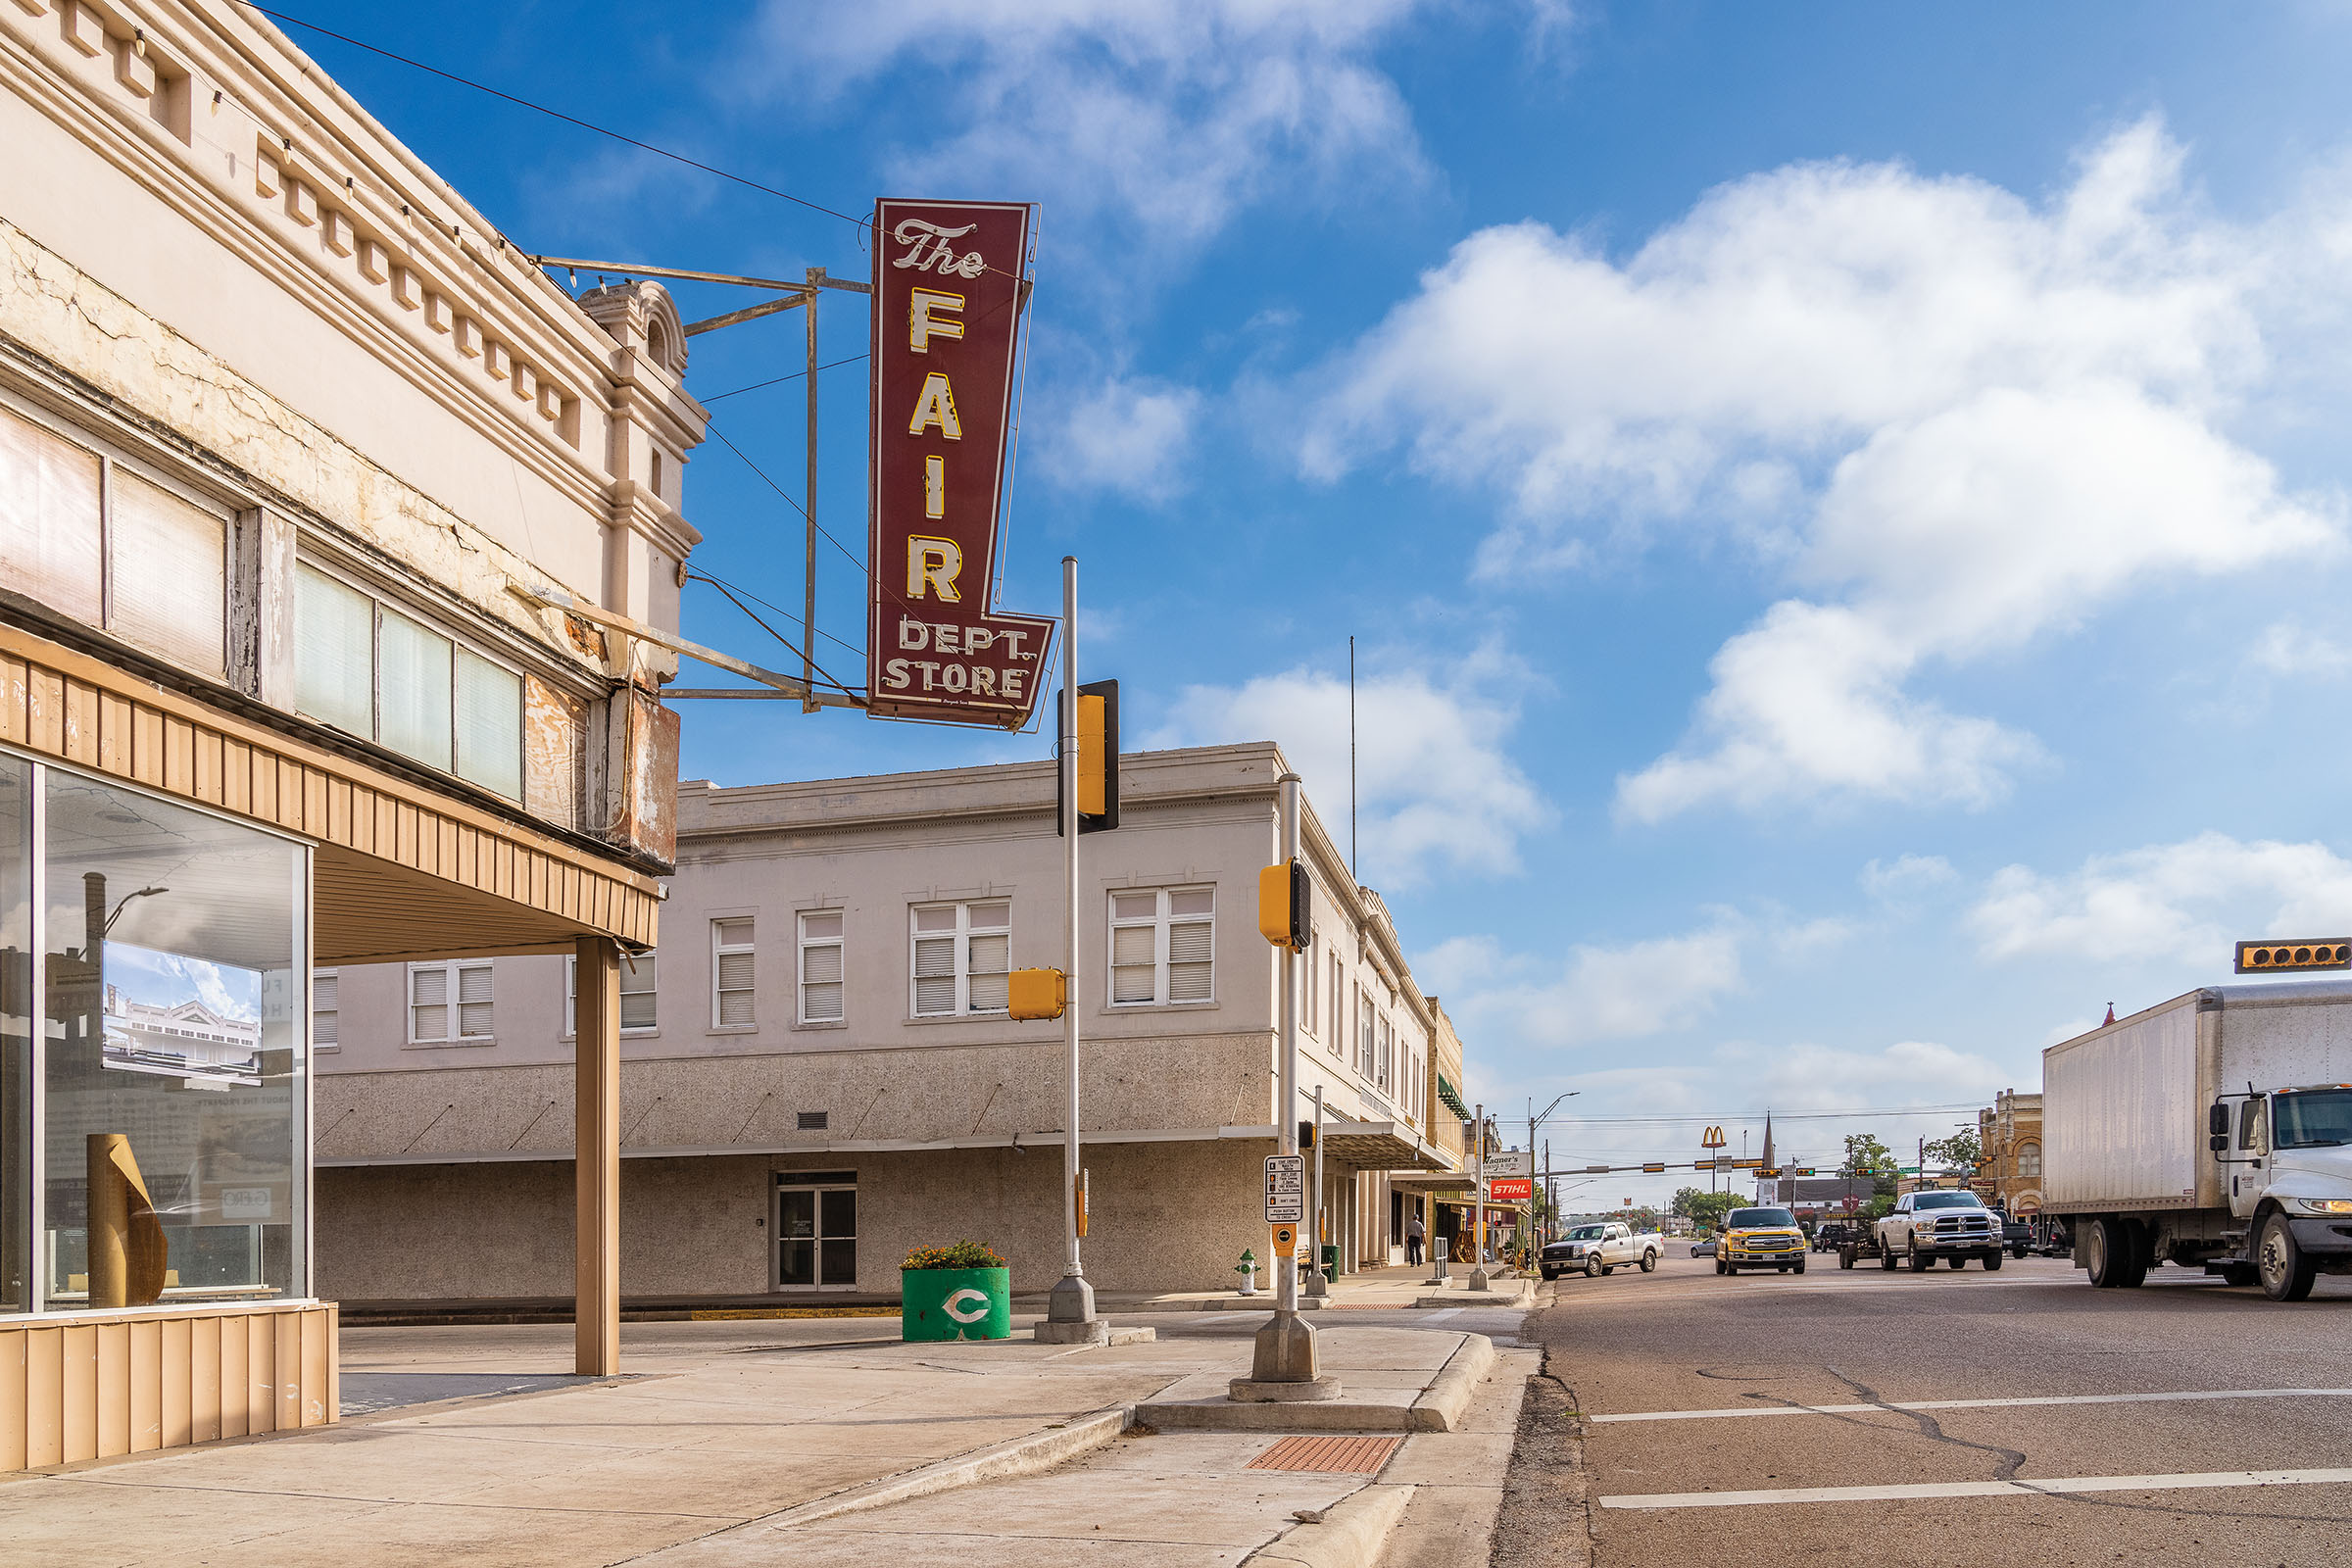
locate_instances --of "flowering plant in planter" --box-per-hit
[904,1241,1006,1271]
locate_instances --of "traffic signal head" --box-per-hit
[2235,939,2352,974]
[1056,679,1119,836]
[1258,858,1310,950]
[1299,1120,1316,1152]
[1007,967,1067,1020]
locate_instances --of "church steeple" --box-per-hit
[1760,1112,1776,1172]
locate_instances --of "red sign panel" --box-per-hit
[866,199,1055,727]
[1488,1177,1533,1202]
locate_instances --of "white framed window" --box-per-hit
[1327,953,1345,1058]
[410,960,493,1044]
[295,560,524,799]
[1304,937,1318,1036]
[712,918,756,1028]
[312,969,339,1050]
[1377,1014,1394,1093]
[910,902,1010,1017]
[566,951,658,1035]
[1107,887,1214,1006]
[799,911,845,1023]
[2017,1143,2042,1179]
[1357,990,1376,1078]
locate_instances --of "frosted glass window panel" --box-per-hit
[913,906,956,934]
[1111,893,1154,921]
[801,911,843,940]
[378,607,452,769]
[294,564,373,737]
[1168,890,1214,918]
[619,953,658,1031]
[110,471,225,678]
[313,971,339,1047]
[454,649,522,799]
[411,965,449,1041]
[456,963,493,1038]
[0,404,102,623]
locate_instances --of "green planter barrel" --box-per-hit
[902,1265,1011,1342]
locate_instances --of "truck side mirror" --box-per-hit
[2209,1133,2230,1153]
[2208,1103,2230,1137]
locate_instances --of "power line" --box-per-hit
[705,354,868,404]
[1544,1104,1984,1127]
[239,4,871,231]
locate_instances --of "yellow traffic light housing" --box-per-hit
[1007,967,1067,1020]
[1258,858,1309,951]
[1056,679,1119,836]
[2236,939,2352,974]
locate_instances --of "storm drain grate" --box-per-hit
[1246,1435,1401,1473]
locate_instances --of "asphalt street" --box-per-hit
[1505,1250,2352,1566]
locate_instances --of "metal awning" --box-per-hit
[1391,1171,1476,1193]
[1316,1118,1450,1172]
[1437,1074,1471,1120]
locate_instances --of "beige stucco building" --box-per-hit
[313,744,1472,1300]
[2,0,702,1468]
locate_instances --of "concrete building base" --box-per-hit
[1032,1318,1109,1346]
[1228,1374,1346,1402]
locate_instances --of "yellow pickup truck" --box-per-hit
[1717,1204,1808,1275]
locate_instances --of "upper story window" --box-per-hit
[294,561,523,800]
[567,951,658,1035]
[2016,1143,2041,1179]
[1108,888,1214,1006]
[410,960,492,1045]
[313,969,339,1051]
[1327,952,1345,1058]
[1356,991,1376,1079]
[911,902,1008,1017]
[799,911,845,1023]
[0,402,226,681]
[1377,1013,1395,1094]
[712,918,756,1028]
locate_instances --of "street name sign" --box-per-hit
[1263,1153,1305,1224]
[866,198,1054,728]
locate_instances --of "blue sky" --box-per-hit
[291,1,2352,1199]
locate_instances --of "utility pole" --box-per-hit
[1544,1137,1552,1245]
[1238,773,1333,1398]
[1470,1103,1490,1292]
[801,266,821,714]
[1304,1083,1327,1298]
[1038,558,1103,1345]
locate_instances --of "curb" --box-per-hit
[1247,1482,1416,1567]
[1408,1333,1496,1433]
[760,1402,1134,1528]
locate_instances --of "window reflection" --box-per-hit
[0,759,28,1312]
[40,772,305,1306]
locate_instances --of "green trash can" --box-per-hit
[902,1265,1011,1342]
[1320,1245,1340,1277]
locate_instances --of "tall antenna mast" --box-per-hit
[1348,635,1357,883]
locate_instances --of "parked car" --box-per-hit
[1690,1237,1716,1257]
[1876,1190,2005,1271]
[1813,1221,1856,1252]
[1541,1221,1663,1279]
[1717,1206,1807,1275]
[1989,1206,2033,1259]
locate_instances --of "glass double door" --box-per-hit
[776,1176,857,1290]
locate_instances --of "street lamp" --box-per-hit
[1528,1091,1579,1245]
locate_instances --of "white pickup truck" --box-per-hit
[1875,1190,2006,1271]
[1539,1221,1663,1280]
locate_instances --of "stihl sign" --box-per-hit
[866,199,1054,728]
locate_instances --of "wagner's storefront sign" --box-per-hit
[866,199,1055,727]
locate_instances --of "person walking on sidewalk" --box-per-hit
[1405,1210,1426,1266]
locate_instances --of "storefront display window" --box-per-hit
[1,757,29,1313]
[33,766,308,1310]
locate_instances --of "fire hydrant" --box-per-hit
[1235,1249,1258,1296]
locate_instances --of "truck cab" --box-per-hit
[2215,1083,2352,1299]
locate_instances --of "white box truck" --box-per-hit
[2044,978,2352,1300]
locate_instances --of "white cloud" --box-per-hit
[1729,1038,2007,1111]
[1419,919,1745,1051]
[1300,119,2341,819]
[2252,620,2352,677]
[1036,374,1201,500]
[1862,853,1958,901]
[1970,831,2352,966]
[743,0,1437,273]
[1147,642,1546,886]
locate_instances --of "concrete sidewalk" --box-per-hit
[0,1309,1532,1567]
[1112,1261,1535,1313]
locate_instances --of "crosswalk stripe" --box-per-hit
[1600,1467,2352,1509]
[1589,1387,2352,1423]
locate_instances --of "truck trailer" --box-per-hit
[2044,979,2352,1300]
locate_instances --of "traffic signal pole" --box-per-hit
[1038,556,1103,1345]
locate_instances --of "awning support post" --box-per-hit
[575,935,622,1375]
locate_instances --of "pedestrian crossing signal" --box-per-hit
[1007,967,1066,1020]
[2236,939,2352,974]
[1258,858,1310,951]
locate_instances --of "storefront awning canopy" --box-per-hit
[1317,1119,1450,1172]
[1437,1074,1471,1121]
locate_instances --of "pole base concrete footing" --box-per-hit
[1228,1374,1345,1402]
[1032,1318,1111,1345]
